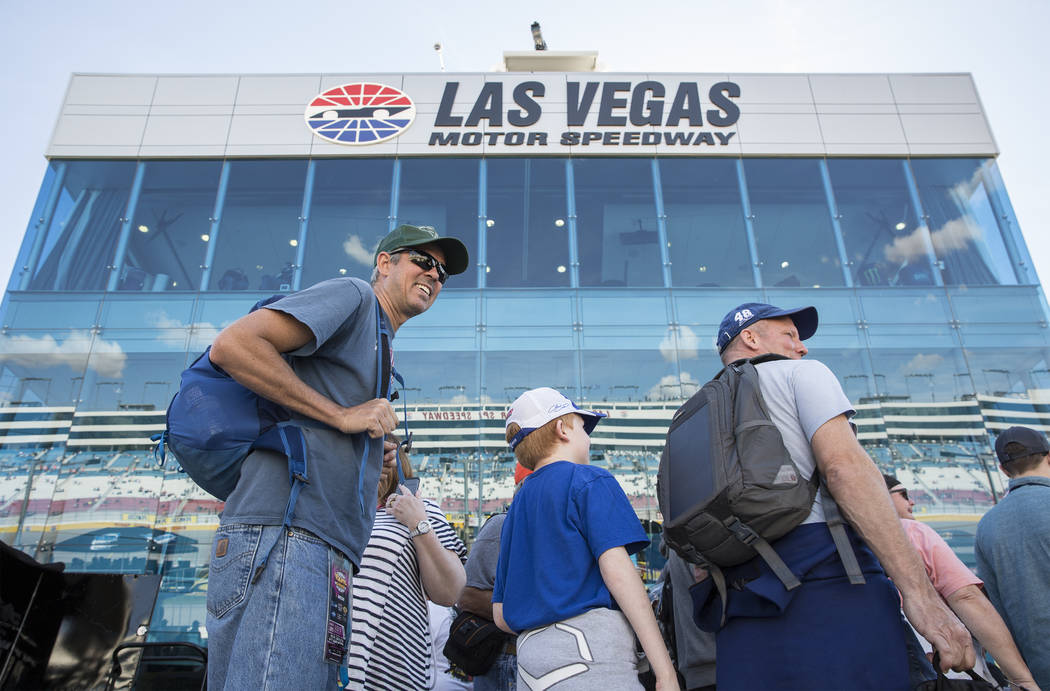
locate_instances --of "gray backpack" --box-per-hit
[657,354,863,621]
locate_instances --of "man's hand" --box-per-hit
[902,589,975,672]
[382,439,397,470]
[338,398,398,438]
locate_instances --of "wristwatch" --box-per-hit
[408,519,432,538]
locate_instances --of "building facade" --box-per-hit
[2,69,1048,645]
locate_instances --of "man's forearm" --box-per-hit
[212,327,345,428]
[946,585,1038,689]
[211,311,396,437]
[457,586,495,619]
[811,416,973,670]
[813,420,941,593]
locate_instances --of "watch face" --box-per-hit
[416,520,431,534]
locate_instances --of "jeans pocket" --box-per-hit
[207,524,262,619]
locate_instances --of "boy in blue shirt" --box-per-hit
[493,387,679,690]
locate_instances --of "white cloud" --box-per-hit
[901,353,944,374]
[343,234,375,266]
[658,325,701,362]
[883,217,982,264]
[449,393,495,405]
[646,371,701,401]
[0,331,126,378]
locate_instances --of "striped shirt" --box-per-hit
[347,499,467,690]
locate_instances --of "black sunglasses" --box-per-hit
[389,247,448,284]
[890,487,909,501]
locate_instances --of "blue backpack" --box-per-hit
[154,293,397,581]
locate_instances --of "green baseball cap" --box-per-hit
[373,224,470,276]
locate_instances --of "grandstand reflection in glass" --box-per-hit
[1,155,1046,648]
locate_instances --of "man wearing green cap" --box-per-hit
[205,224,469,690]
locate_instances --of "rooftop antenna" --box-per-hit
[434,42,446,71]
[530,21,547,51]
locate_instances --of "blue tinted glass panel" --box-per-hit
[77,331,188,412]
[485,159,570,288]
[209,160,307,291]
[123,161,222,292]
[397,159,479,289]
[573,159,661,287]
[395,351,479,405]
[8,447,67,554]
[866,331,970,402]
[0,329,94,406]
[9,162,60,292]
[827,159,932,287]
[742,159,844,288]
[484,349,578,403]
[958,324,1050,397]
[949,285,1046,324]
[858,289,952,324]
[659,158,753,287]
[4,294,103,330]
[910,158,1018,286]
[579,290,669,325]
[26,161,136,291]
[303,159,394,286]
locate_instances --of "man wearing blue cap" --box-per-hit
[693,303,972,689]
[204,224,469,689]
[976,425,1050,689]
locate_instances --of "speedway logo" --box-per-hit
[304,83,416,145]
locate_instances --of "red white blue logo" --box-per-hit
[305,83,416,145]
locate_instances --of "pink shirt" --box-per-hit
[902,519,982,599]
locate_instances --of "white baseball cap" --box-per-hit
[506,387,606,450]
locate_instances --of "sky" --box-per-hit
[1,0,1047,292]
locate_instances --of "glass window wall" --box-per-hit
[828,159,933,287]
[743,158,845,288]
[25,161,136,291]
[484,159,570,288]
[660,158,753,288]
[302,159,394,286]
[397,159,479,288]
[4,153,1049,615]
[208,160,307,292]
[122,161,223,292]
[573,159,662,288]
[910,159,1019,286]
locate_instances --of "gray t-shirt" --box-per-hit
[219,277,389,566]
[464,512,506,590]
[755,358,854,524]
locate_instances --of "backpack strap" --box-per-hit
[251,423,311,584]
[723,516,802,591]
[354,300,386,517]
[705,562,730,628]
[819,481,866,585]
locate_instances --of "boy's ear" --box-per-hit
[553,418,570,442]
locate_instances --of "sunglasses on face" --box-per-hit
[389,248,448,284]
[890,487,910,501]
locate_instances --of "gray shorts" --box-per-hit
[515,608,642,690]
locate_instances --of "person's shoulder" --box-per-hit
[271,277,373,308]
[570,463,613,481]
[976,502,1004,534]
[902,517,940,542]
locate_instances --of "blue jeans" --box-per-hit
[206,524,350,690]
[473,651,517,691]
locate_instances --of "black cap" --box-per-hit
[374,224,469,275]
[994,426,1050,464]
[882,473,902,492]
